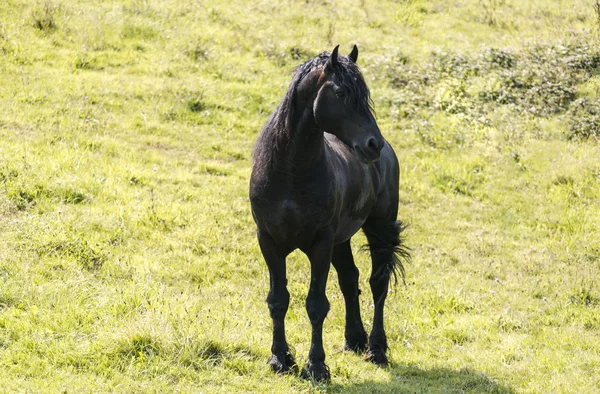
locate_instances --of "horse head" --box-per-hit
[308,45,384,163]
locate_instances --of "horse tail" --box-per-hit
[390,220,411,285]
[363,219,411,286]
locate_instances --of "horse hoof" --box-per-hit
[364,349,389,367]
[268,351,297,374]
[300,361,330,382]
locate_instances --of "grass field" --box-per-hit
[1,0,600,392]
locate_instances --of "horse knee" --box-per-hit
[267,288,290,320]
[306,295,330,324]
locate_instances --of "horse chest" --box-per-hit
[279,194,331,225]
[252,187,334,248]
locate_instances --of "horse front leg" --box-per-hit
[300,231,334,381]
[257,228,296,373]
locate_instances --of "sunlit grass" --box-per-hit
[1,0,600,392]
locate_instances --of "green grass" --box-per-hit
[1,0,600,392]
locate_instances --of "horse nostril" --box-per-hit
[367,137,378,152]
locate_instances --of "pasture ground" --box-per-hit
[1,0,599,392]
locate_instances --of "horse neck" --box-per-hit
[277,106,325,179]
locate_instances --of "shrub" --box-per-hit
[380,34,600,142]
[568,98,600,140]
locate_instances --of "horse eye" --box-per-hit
[335,91,346,98]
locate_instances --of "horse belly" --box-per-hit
[334,216,365,244]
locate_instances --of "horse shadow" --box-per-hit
[326,362,515,393]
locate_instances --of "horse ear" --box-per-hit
[325,45,339,72]
[348,45,358,63]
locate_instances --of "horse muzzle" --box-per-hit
[353,136,384,164]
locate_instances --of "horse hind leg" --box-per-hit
[331,240,368,353]
[362,219,410,367]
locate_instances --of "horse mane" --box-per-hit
[253,49,374,171]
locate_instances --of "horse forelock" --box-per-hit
[331,58,374,118]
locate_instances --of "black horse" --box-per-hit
[249,45,409,381]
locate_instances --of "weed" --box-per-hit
[185,41,210,62]
[479,0,505,26]
[117,333,162,359]
[443,328,473,345]
[326,21,335,45]
[38,239,107,271]
[121,21,158,40]
[187,96,205,113]
[31,1,58,33]
[570,279,598,306]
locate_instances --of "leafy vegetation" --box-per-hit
[1,0,599,392]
